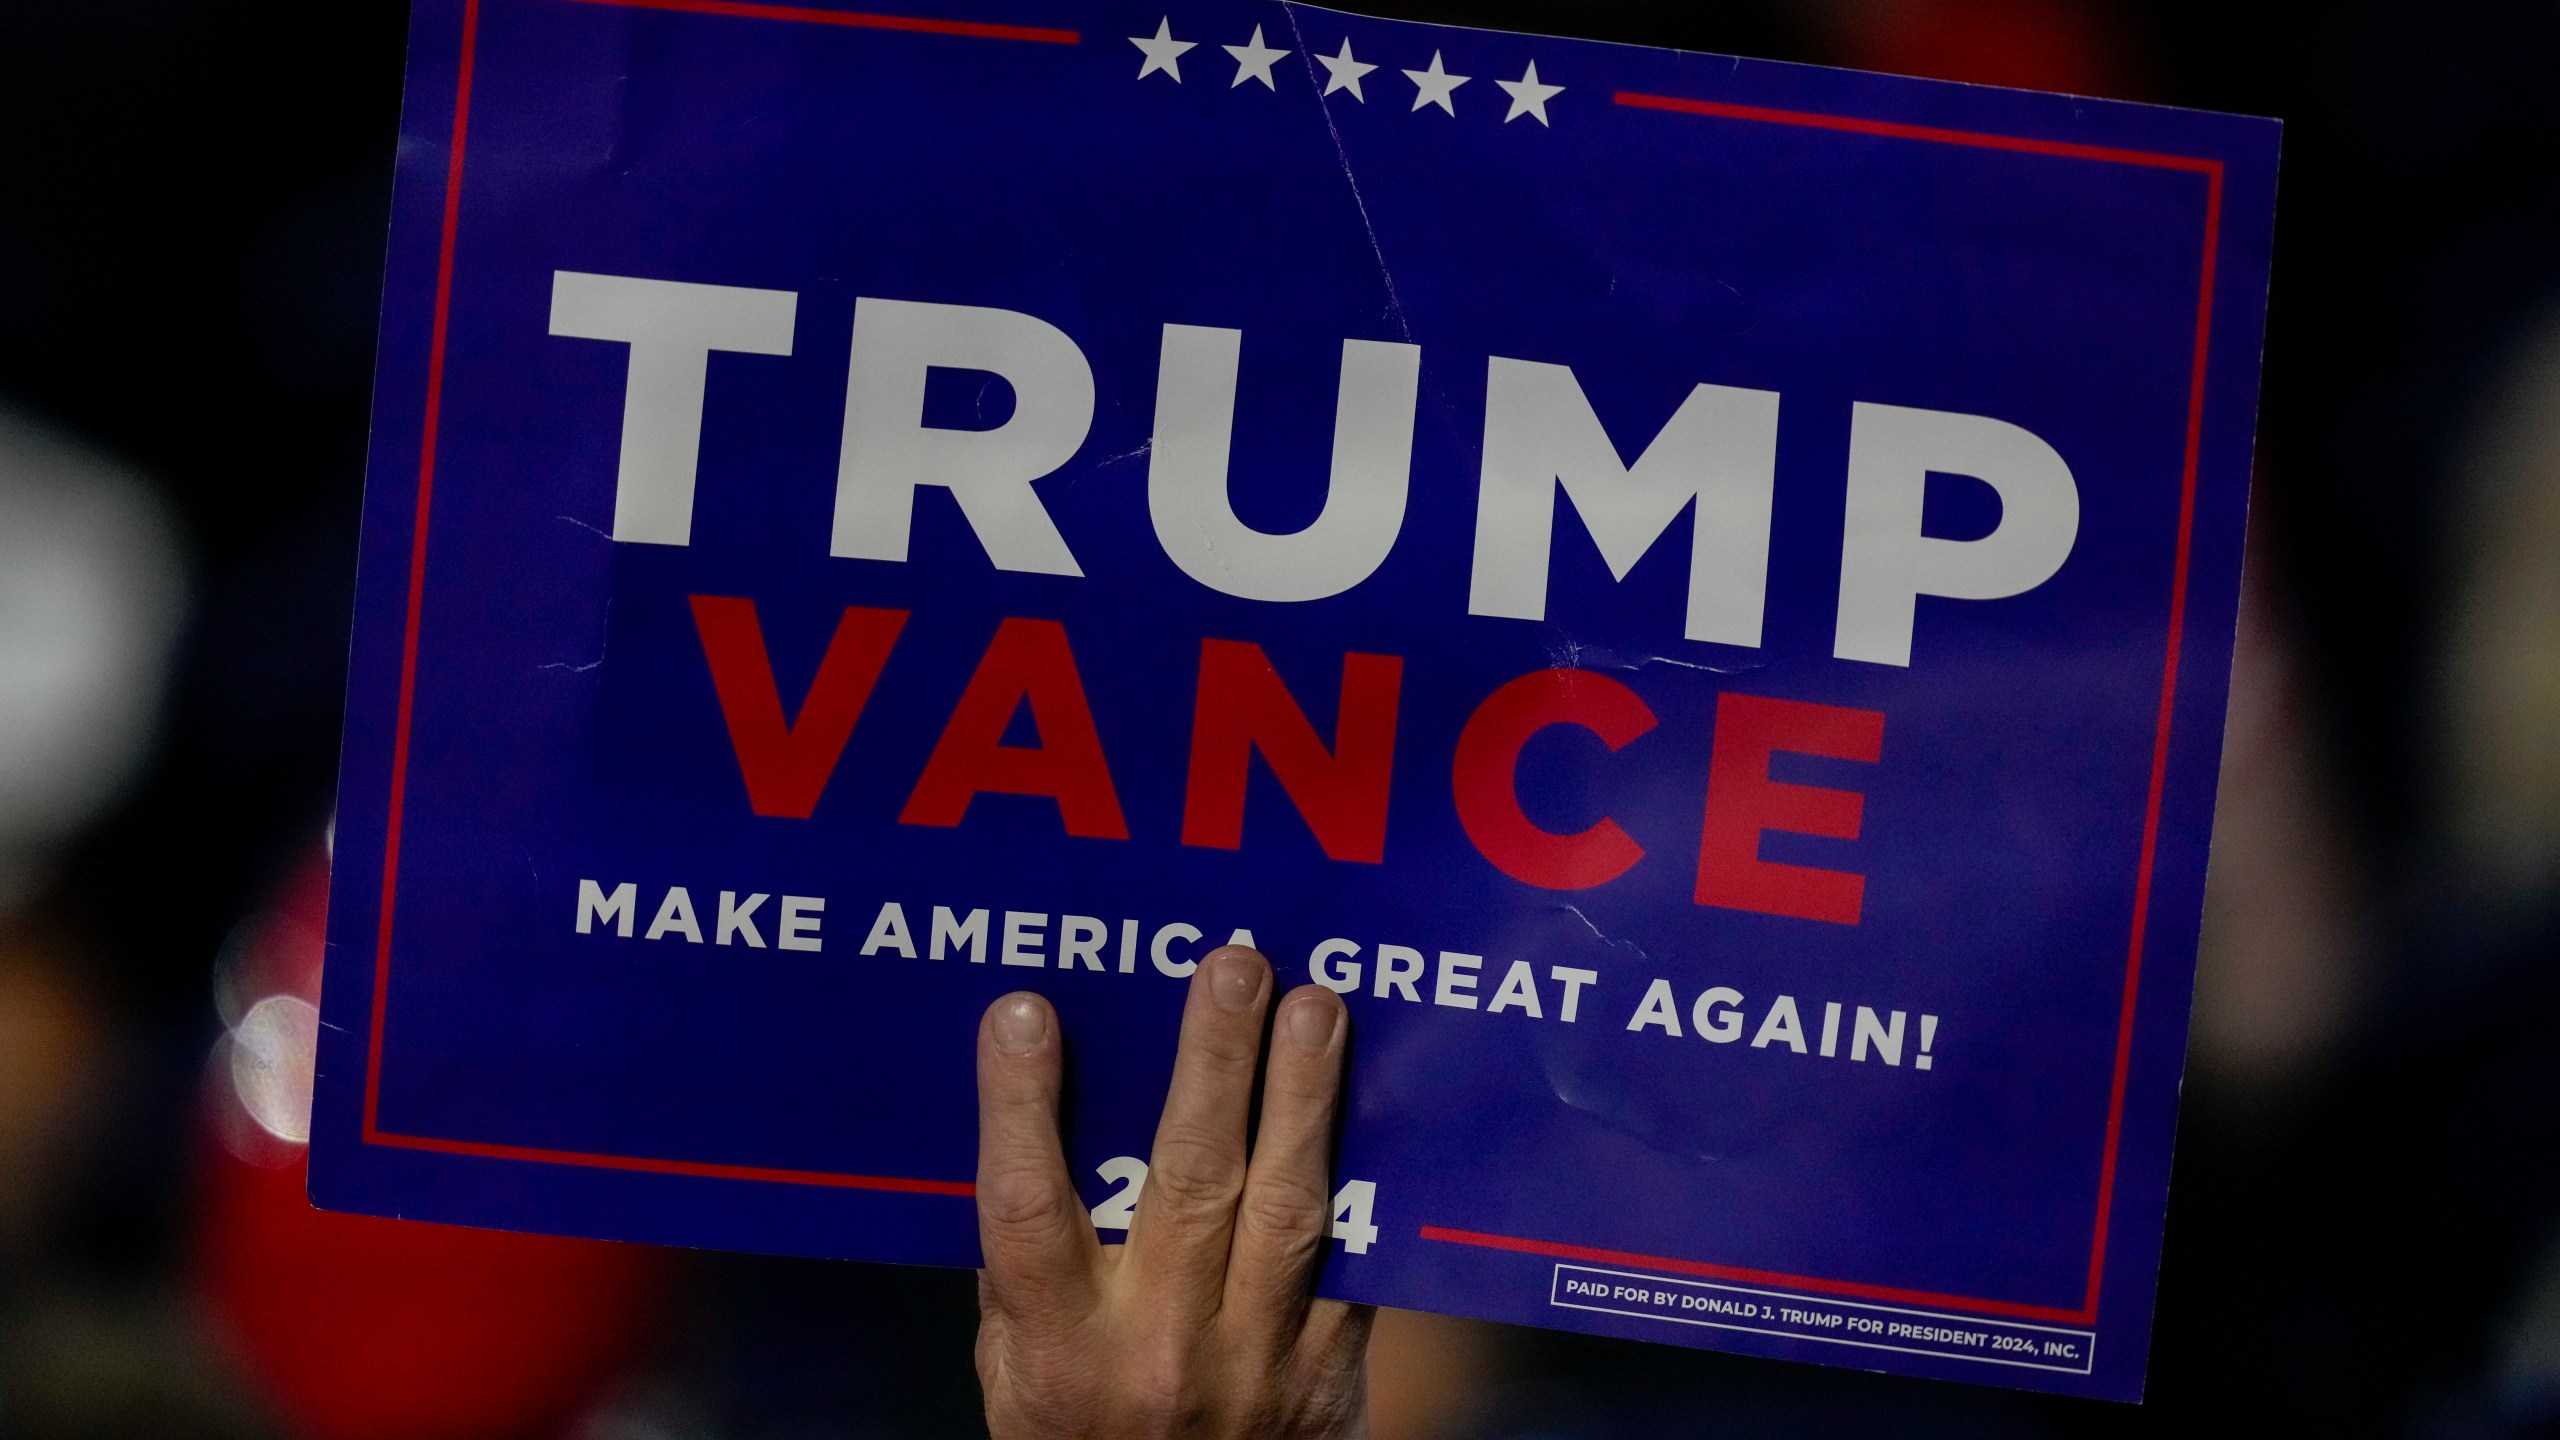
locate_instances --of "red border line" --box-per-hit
[365,0,484,1144]
[374,1131,975,1196]
[561,0,1078,44]
[1421,1227,2089,1326]
[2083,162,2222,1318]
[1614,91,2218,174]
[1417,93,2230,1331]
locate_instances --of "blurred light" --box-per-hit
[2193,568,2364,1090]
[2443,304,2560,902]
[210,902,325,1033]
[204,1030,302,1170]
[205,845,332,1164]
[230,993,319,1144]
[0,408,185,916]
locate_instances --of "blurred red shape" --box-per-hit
[194,842,668,1440]
[1835,0,2136,100]
[195,1127,668,1440]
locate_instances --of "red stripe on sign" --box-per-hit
[365,0,483,1145]
[373,1132,976,1197]
[1613,90,2219,173]
[2084,161,2224,1319]
[561,0,1079,44]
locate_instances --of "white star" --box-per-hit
[1315,38,1376,100]
[1495,59,1563,125]
[1129,18,1194,83]
[1403,50,1469,115]
[1223,24,1288,89]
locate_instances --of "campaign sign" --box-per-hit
[312,0,2277,1400]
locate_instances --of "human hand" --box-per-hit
[973,945,1370,1439]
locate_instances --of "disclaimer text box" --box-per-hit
[1549,1264,2097,1375]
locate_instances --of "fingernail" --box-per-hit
[1205,948,1265,1013]
[1285,993,1340,1053]
[991,993,1048,1055]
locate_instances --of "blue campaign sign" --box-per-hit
[311,0,2277,1400]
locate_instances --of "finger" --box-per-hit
[1124,944,1271,1316]
[975,991,1098,1325]
[1226,984,1348,1343]
[1302,1296,1378,1358]
[1295,1299,1378,1406]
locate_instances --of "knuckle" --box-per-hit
[978,1161,1074,1240]
[1238,1176,1327,1247]
[972,1319,1005,1389]
[1143,1127,1243,1211]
